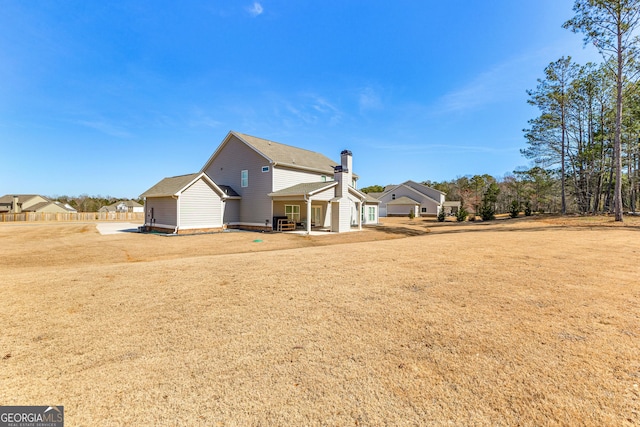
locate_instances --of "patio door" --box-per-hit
[311,206,322,227]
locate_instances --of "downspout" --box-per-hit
[359,195,365,230]
[221,195,226,230]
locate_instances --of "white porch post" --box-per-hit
[306,198,312,234]
[358,200,362,230]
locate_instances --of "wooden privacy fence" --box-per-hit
[0,212,145,222]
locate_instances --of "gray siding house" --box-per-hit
[374,181,446,217]
[141,131,379,234]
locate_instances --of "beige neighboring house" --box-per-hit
[0,194,77,214]
[141,131,379,234]
[99,200,144,213]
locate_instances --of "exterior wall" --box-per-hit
[332,199,352,232]
[204,135,273,227]
[378,185,441,217]
[145,197,177,230]
[418,199,440,216]
[223,199,240,224]
[273,166,330,192]
[179,178,223,229]
[386,203,418,217]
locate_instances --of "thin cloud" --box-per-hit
[76,119,131,138]
[277,94,343,127]
[247,2,264,17]
[358,86,382,112]
[187,109,222,128]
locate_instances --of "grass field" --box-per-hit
[1,216,639,425]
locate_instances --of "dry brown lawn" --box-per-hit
[1,216,639,426]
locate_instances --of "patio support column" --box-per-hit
[306,197,312,234]
[358,200,362,230]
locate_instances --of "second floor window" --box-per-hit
[241,170,248,187]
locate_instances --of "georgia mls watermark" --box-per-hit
[0,406,63,427]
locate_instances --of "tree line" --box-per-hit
[524,0,640,220]
[365,1,640,219]
[52,195,144,212]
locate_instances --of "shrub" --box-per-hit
[456,207,468,222]
[479,202,495,221]
[524,201,532,216]
[409,209,415,220]
[509,200,520,218]
[437,209,446,222]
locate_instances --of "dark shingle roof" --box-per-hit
[0,194,43,204]
[234,132,339,175]
[268,181,337,197]
[387,196,420,205]
[140,173,240,199]
[140,173,200,198]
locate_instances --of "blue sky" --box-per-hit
[1,1,602,198]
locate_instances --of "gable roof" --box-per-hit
[141,173,200,198]
[381,180,445,197]
[140,172,237,199]
[201,131,341,176]
[403,180,445,196]
[387,196,420,205]
[0,194,44,204]
[380,180,442,205]
[109,200,143,208]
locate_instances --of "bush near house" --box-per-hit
[456,206,469,222]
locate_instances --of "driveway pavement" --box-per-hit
[96,222,142,235]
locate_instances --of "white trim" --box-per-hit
[285,204,301,223]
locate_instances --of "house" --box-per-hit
[140,131,379,234]
[99,200,144,213]
[0,194,77,214]
[372,181,449,217]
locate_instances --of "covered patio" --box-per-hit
[269,181,365,233]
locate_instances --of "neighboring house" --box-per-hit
[141,131,379,234]
[373,181,448,217]
[0,194,77,214]
[99,200,144,213]
[442,201,462,215]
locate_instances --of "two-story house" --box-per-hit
[140,131,379,234]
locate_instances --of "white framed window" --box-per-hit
[241,170,248,187]
[421,207,427,213]
[321,175,327,182]
[285,205,300,223]
[392,194,396,200]
[262,166,270,173]
[368,206,376,221]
